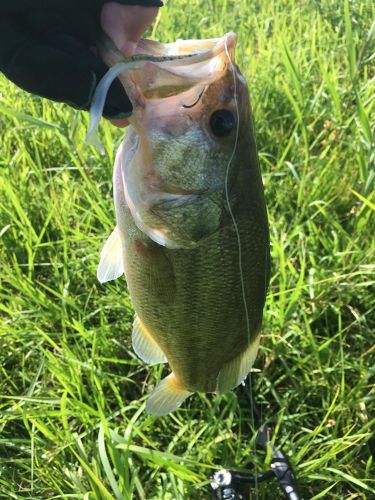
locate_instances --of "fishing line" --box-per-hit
[224,36,259,498]
[223,39,251,346]
[89,35,262,495]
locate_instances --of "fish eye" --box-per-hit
[210,109,236,137]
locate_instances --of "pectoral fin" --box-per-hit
[97,226,124,283]
[217,336,260,394]
[146,373,193,416]
[132,316,167,365]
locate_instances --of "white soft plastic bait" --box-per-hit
[86,60,142,151]
[86,51,198,151]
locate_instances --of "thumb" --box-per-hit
[120,41,138,58]
[100,3,159,56]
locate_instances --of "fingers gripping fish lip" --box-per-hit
[87,32,239,149]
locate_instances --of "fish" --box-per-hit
[96,32,270,416]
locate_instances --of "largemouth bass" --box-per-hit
[96,33,270,416]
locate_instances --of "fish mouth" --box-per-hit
[151,183,224,209]
[97,32,238,115]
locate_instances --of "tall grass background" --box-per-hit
[0,0,374,498]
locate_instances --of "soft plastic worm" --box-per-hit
[86,53,196,152]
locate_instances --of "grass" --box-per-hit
[0,0,374,498]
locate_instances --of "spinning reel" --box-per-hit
[210,382,301,500]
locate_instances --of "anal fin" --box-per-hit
[146,373,192,416]
[132,316,167,365]
[97,226,124,283]
[217,336,260,394]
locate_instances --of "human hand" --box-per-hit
[101,3,159,57]
[0,1,161,120]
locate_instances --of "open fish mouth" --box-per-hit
[87,32,238,149]
[90,32,242,250]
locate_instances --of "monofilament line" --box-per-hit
[224,36,259,498]
[223,38,251,345]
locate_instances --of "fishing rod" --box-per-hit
[210,379,301,500]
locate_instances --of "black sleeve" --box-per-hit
[0,0,163,117]
[1,1,163,14]
[114,0,163,5]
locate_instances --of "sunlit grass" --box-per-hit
[0,0,374,498]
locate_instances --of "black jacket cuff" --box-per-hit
[1,1,163,13]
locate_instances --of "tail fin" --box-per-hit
[146,374,192,416]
